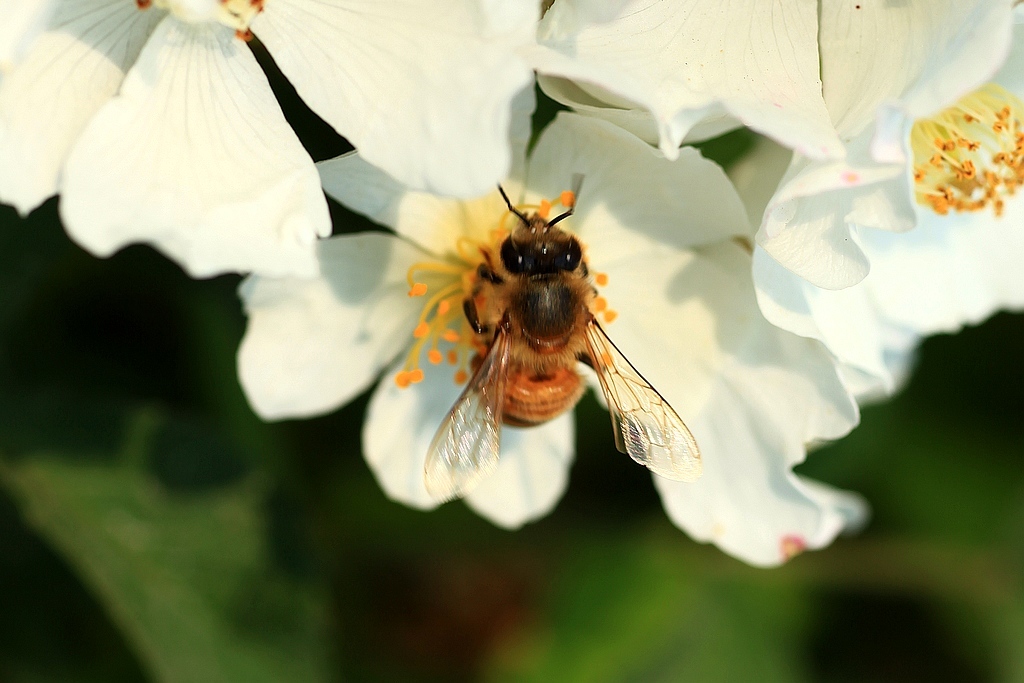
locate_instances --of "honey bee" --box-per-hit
[424,176,702,501]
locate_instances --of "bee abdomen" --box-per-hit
[503,366,584,427]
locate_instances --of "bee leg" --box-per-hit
[463,298,485,335]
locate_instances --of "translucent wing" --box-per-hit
[423,329,512,502]
[584,319,703,482]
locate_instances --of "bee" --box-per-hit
[424,176,702,501]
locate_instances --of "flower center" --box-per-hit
[395,189,612,389]
[136,0,265,39]
[911,83,1024,217]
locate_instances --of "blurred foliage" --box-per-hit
[0,80,1021,683]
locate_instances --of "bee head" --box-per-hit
[500,233,582,275]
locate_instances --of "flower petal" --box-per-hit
[753,245,893,388]
[365,359,575,524]
[465,412,575,529]
[60,17,329,277]
[532,0,843,160]
[594,239,861,566]
[319,153,513,259]
[238,233,428,420]
[820,0,1015,139]
[726,135,793,232]
[255,0,535,197]
[864,203,1024,336]
[526,113,751,254]
[363,360,465,511]
[0,0,162,214]
[0,0,54,71]
[537,74,743,147]
[756,131,916,289]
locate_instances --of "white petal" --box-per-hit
[0,0,55,71]
[255,0,535,197]
[593,240,861,566]
[238,233,428,420]
[864,201,1024,335]
[992,16,1024,95]
[537,74,743,147]
[526,113,751,255]
[60,17,329,278]
[820,0,1015,139]
[0,0,162,214]
[365,360,576,523]
[756,131,916,289]
[753,245,892,388]
[363,361,464,511]
[532,0,843,160]
[319,153,513,259]
[726,135,793,232]
[465,412,575,529]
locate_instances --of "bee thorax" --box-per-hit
[513,280,579,346]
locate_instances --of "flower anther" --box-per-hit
[912,84,1024,218]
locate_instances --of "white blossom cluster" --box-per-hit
[2,0,1022,566]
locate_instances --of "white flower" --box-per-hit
[0,0,537,277]
[0,0,54,72]
[527,0,844,159]
[750,2,1024,394]
[237,112,863,567]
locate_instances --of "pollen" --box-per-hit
[408,282,428,297]
[603,310,618,324]
[911,83,1024,217]
[454,369,469,384]
[412,322,430,339]
[447,350,459,365]
[428,350,443,365]
[538,199,552,220]
[592,296,607,312]
[594,272,609,287]
[442,329,461,343]
[560,190,576,208]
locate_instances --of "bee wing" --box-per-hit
[423,328,512,502]
[584,319,703,482]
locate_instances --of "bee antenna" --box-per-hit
[497,184,530,227]
[547,173,585,227]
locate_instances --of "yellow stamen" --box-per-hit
[911,83,1024,216]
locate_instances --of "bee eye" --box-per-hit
[501,238,527,273]
[558,239,582,271]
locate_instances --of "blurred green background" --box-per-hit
[0,60,1021,682]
